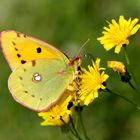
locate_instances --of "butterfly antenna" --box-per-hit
[76,38,90,56]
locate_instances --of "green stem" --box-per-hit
[78,110,91,140]
[124,47,130,65]
[124,47,140,93]
[105,88,140,110]
[69,115,82,140]
[128,81,136,90]
[75,113,79,130]
[60,117,77,138]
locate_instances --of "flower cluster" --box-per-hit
[38,90,73,126]
[38,58,109,126]
[74,58,109,106]
[38,16,140,129]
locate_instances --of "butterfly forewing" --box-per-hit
[0,30,68,71]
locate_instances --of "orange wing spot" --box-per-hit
[24,91,28,94]
[12,41,16,46]
[32,60,36,67]
[58,69,65,76]
[19,76,23,80]
[17,32,21,37]
[14,48,18,51]
[32,95,35,97]
[23,34,27,38]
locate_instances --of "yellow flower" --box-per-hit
[107,61,126,74]
[73,58,109,106]
[38,90,73,126]
[97,16,140,53]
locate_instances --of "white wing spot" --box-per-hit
[32,73,42,82]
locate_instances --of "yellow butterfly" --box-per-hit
[1,30,81,112]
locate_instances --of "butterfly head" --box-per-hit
[69,56,81,67]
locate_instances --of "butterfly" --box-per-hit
[0,30,81,112]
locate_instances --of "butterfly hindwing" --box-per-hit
[0,30,68,71]
[8,58,76,112]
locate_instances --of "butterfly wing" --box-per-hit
[8,58,76,112]
[0,30,68,71]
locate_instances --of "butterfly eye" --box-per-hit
[32,73,42,82]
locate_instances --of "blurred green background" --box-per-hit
[0,0,140,139]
